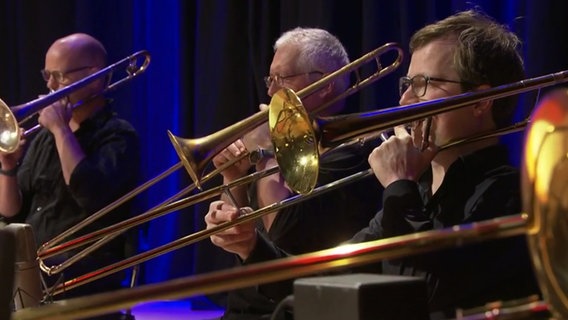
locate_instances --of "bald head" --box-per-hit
[43,33,109,101]
[47,33,107,68]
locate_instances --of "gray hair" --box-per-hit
[274,27,350,93]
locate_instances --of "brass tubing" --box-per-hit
[37,162,182,256]
[13,214,527,320]
[168,43,404,189]
[40,120,526,286]
[0,50,151,153]
[46,167,367,294]
[37,150,257,265]
[315,70,568,148]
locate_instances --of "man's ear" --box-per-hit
[317,81,334,98]
[473,84,493,117]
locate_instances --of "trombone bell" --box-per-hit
[522,88,568,318]
[167,130,204,189]
[269,88,319,195]
[0,98,19,153]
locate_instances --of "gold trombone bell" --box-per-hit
[522,88,568,316]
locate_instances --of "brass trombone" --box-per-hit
[10,87,568,319]
[34,43,404,290]
[269,69,568,193]
[0,50,151,154]
[168,42,405,190]
[34,65,559,298]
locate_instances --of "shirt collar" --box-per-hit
[76,100,114,133]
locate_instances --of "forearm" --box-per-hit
[53,127,85,184]
[0,176,22,217]
[381,180,431,237]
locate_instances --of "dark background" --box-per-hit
[1,0,566,305]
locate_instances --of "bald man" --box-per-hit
[0,33,141,312]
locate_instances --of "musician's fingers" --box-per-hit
[393,125,411,137]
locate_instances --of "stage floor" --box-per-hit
[130,300,224,320]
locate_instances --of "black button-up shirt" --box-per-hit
[10,104,140,296]
[222,142,383,320]
[247,144,540,318]
[350,144,540,316]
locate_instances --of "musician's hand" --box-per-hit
[38,99,72,134]
[0,128,26,169]
[368,124,437,187]
[212,139,252,181]
[205,200,257,260]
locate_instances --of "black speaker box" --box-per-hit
[294,273,430,320]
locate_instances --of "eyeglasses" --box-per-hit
[40,66,96,83]
[263,71,323,88]
[399,74,470,97]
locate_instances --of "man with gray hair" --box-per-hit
[205,27,381,319]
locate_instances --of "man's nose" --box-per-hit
[267,81,279,97]
[399,87,417,106]
[46,77,59,92]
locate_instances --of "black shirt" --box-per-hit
[248,144,540,318]
[10,104,140,297]
[222,141,383,320]
[351,144,540,316]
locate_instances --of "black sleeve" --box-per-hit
[69,121,140,214]
[263,144,383,254]
[244,232,295,303]
[350,179,430,243]
[395,170,539,311]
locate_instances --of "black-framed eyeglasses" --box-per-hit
[263,71,323,89]
[399,74,470,97]
[40,66,96,83]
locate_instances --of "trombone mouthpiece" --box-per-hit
[248,148,274,164]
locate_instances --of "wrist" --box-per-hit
[238,230,258,262]
[0,162,20,177]
[52,124,73,138]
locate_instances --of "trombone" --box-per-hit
[0,48,154,261]
[269,69,568,194]
[0,50,151,154]
[33,43,405,291]
[34,64,561,297]
[11,86,568,320]
[168,42,404,190]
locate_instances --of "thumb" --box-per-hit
[259,103,269,111]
